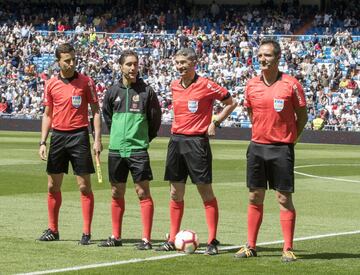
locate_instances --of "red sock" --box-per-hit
[48,192,62,233]
[80,192,94,235]
[204,198,219,244]
[280,209,296,251]
[169,200,184,242]
[140,197,154,241]
[111,197,125,239]
[247,204,263,249]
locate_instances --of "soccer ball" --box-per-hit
[174,230,199,254]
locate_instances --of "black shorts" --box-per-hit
[164,134,212,184]
[108,150,153,184]
[247,141,295,193]
[47,128,95,175]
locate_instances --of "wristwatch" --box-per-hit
[39,141,46,146]
[212,119,221,128]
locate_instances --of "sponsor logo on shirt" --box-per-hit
[274,98,284,112]
[207,82,222,94]
[188,100,198,113]
[132,95,140,102]
[130,103,140,112]
[130,95,140,112]
[88,81,96,101]
[115,96,121,102]
[43,91,47,103]
[72,95,82,108]
[293,84,303,105]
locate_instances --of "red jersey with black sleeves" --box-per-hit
[43,72,98,131]
[171,75,230,135]
[244,72,306,144]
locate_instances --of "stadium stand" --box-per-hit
[0,1,359,131]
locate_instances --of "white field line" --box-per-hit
[16,230,360,275]
[294,164,360,183]
[294,171,360,183]
[216,230,360,251]
[15,254,186,275]
[295,164,360,169]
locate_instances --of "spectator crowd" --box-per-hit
[0,0,359,131]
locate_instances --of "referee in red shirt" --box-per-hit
[234,39,307,261]
[37,43,102,245]
[156,48,236,255]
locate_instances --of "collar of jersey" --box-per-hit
[260,71,283,87]
[58,71,79,84]
[119,78,144,89]
[180,73,199,89]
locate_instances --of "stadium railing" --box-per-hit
[34,31,360,40]
[324,125,360,132]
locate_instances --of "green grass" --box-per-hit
[0,131,359,274]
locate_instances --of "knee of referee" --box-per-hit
[111,184,126,199]
[48,185,61,193]
[248,189,265,205]
[169,182,185,201]
[134,181,151,200]
[276,191,293,209]
[170,190,184,202]
[79,185,92,195]
[135,188,151,200]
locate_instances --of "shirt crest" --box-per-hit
[72,95,82,108]
[273,99,284,112]
[188,100,198,113]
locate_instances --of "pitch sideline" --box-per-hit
[16,230,360,275]
[294,163,360,183]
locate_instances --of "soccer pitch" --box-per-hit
[0,131,359,275]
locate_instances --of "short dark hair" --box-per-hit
[260,38,281,57]
[55,43,75,60]
[175,47,197,61]
[119,50,138,65]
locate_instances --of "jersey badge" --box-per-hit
[130,102,139,111]
[88,81,96,100]
[188,100,198,113]
[115,96,121,102]
[130,95,140,111]
[72,95,82,108]
[274,99,284,112]
[132,95,139,102]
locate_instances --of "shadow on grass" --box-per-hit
[300,253,360,260]
[37,238,171,243]
[257,246,306,253]
[35,238,166,247]
[255,247,360,260]
[218,245,307,255]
